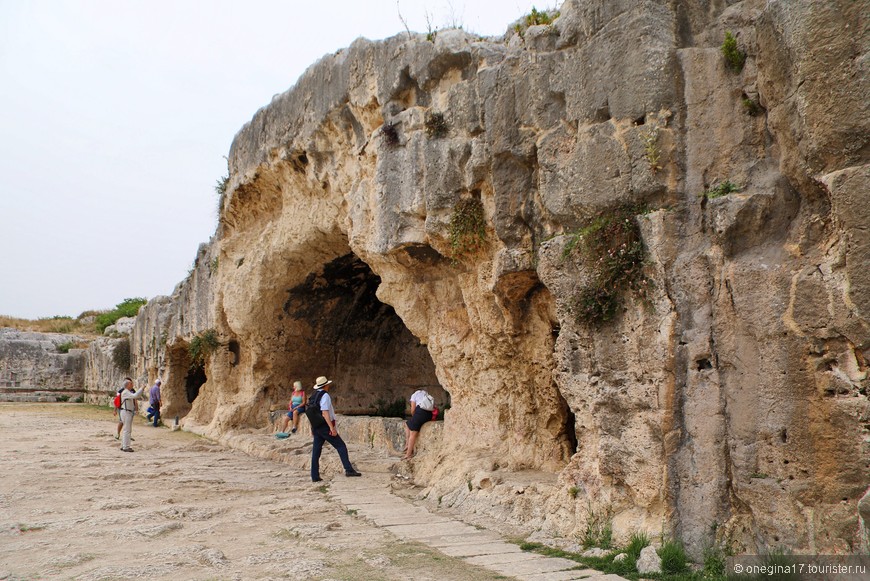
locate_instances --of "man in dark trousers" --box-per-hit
[307,376,362,482]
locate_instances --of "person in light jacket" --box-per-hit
[119,377,145,452]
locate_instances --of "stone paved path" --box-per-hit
[328,468,626,581]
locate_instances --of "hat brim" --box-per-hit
[315,380,333,388]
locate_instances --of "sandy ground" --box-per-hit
[0,404,511,581]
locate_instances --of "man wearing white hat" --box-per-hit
[307,376,362,482]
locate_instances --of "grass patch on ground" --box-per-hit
[516,536,727,581]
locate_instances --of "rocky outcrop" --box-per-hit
[0,328,87,401]
[95,0,868,556]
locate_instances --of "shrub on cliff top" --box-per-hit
[525,7,559,27]
[95,298,147,333]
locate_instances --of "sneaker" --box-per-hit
[291,428,297,434]
[312,477,323,482]
[114,434,120,440]
[121,448,134,452]
[345,470,362,477]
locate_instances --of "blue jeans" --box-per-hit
[310,425,354,479]
[150,404,161,427]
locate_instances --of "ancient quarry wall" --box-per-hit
[0,329,87,401]
[106,0,868,556]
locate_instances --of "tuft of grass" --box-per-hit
[564,205,651,327]
[580,504,613,549]
[642,124,662,173]
[317,485,329,494]
[702,544,728,577]
[742,97,763,116]
[568,486,579,498]
[209,257,219,276]
[722,31,746,71]
[659,539,690,575]
[425,111,449,138]
[448,198,486,261]
[703,180,740,199]
[345,509,358,516]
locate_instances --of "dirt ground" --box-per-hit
[0,404,509,581]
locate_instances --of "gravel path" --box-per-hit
[0,404,621,581]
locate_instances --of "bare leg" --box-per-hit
[403,430,419,459]
[292,409,300,432]
[403,424,410,452]
[281,415,290,432]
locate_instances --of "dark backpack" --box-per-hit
[305,390,328,429]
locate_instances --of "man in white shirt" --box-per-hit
[118,377,145,452]
[308,376,362,482]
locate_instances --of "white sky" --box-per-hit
[0,0,551,319]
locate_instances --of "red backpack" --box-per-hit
[113,392,122,409]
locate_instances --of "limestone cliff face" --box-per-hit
[0,329,87,400]
[118,0,868,554]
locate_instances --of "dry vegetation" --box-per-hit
[0,314,100,337]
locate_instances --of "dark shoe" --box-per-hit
[121,448,134,452]
[345,470,362,477]
[291,428,297,434]
[312,477,323,482]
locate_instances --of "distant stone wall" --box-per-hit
[0,328,87,401]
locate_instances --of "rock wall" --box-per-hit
[0,328,87,400]
[100,0,868,555]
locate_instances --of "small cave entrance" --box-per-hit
[279,253,446,415]
[163,342,204,421]
[185,366,206,404]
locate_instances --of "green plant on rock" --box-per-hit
[564,205,651,327]
[659,539,690,575]
[580,503,613,549]
[56,341,75,354]
[742,96,763,116]
[703,180,740,199]
[525,7,559,26]
[209,257,219,275]
[448,198,486,261]
[722,31,746,71]
[642,124,662,173]
[112,338,131,371]
[425,111,449,138]
[188,329,220,369]
[95,298,147,333]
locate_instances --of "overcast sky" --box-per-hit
[0,0,550,320]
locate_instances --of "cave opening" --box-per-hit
[279,253,446,415]
[185,366,206,404]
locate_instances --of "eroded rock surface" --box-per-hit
[88,0,868,555]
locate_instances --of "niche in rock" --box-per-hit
[281,253,445,415]
[163,342,204,420]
